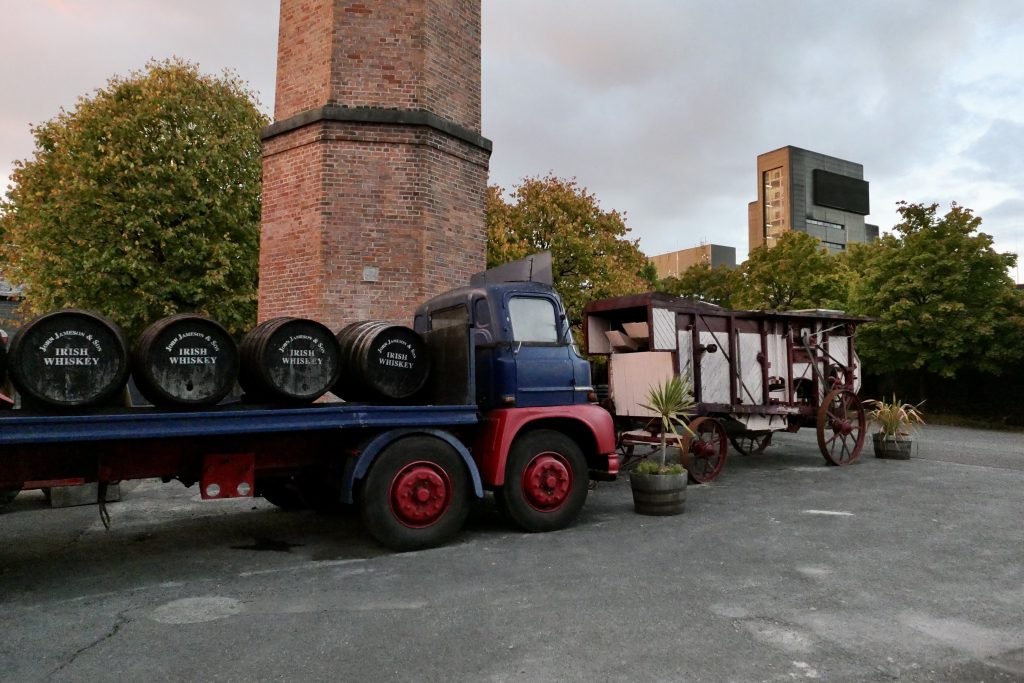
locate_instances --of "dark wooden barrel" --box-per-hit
[131,314,239,407]
[334,321,430,401]
[7,309,129,409]
[239,317,342,402]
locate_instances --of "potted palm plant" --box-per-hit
[864,395,925,459]
[629,375,695,515]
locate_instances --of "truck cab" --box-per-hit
[413,256,594,410]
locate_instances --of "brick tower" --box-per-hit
[259,0,491,328]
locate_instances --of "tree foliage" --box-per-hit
[735,230,844,310]
[846,202,1024,378]
[658,262,740,308]
[0,59,267,338]
[486,176,655,327]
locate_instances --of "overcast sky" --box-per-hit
[2,1,1022,280]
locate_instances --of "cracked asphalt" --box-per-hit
[1,425,1022,682]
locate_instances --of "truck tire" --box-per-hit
[496,429,588,532]
[358,436,470,551]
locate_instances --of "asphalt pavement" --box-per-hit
[1,424,1022,682]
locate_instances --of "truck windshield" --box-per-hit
[509,297,558,343]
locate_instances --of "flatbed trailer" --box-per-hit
[0,255,619,551]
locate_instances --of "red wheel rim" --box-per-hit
[521,452,573,512]
[389,461,451,528]
[687,417,727,483]
[817,389,867,465]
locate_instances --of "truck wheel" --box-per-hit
[496,429,588,532]
[359,436,470,551]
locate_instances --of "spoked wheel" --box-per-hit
[359,436,470,551]
[728,431,773,456]
[496,429,588,532]
[683,417,728,484]
[817,389,867,466]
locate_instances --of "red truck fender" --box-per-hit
[473,404,619,487]
[341,428,485,504]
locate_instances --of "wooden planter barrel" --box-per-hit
[7,309,129,409]
[334,321,430,401]
[239,317,342,403]
[872,433,912,459]
[132,314,239,407]
[629,471,687,516]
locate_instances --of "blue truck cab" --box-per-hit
[413,253,594,410]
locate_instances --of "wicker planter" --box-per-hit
[629,471,687,515]
[873,433,912,460]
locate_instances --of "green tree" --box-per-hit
[487,176,654,328]
[848,202,1024,378]
[737,230,843,310]
[0,59,267,338]
[658,261,740,308]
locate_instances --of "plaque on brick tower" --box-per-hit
[259,0,492,329]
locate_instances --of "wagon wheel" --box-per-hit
[683,417,728,484]
[728,431,773,456]
[816,389,866,466]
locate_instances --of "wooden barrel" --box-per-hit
[334,321,430,401]
[239,317,342,402]
[7,309,129,409]
[629,472,687,516]
[131,314,239,407]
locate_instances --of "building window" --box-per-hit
[822,241,846,253]
[808,218,844,231]
[763,167,785,245]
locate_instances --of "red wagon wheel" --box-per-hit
[816,389,866,466]
[728,431,773,456]
[684,416,728,484]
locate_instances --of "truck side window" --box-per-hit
[430,305,469,330]
[509,297,558,343]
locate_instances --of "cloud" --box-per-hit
[482,0,1024,260]
[2,0,1022,276]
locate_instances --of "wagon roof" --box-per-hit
[582,291,872,323]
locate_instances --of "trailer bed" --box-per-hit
[0,402,480,445]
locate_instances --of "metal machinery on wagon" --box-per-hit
[583,292,869,482]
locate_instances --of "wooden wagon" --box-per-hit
[583,292,869,482]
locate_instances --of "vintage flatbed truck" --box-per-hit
[0,254,618,551]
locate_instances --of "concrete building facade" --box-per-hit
[258,0,491,329]
[649,244,736,279]
[748,146,878,253]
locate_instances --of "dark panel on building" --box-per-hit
[813,170,870,215]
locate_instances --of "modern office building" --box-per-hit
[649,243,737,279]
[748,146,878,253]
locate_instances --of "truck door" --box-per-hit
[507,295,575,407]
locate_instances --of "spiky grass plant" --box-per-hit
[638,375,696,470]
[864,395,925,440]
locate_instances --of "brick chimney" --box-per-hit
[259,0,491,328]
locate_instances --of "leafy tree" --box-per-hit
[487,176,654,328]
[847,202,1024,379]
[736,230,844,310]
[0,59,266,338]
[658,262,740,308]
